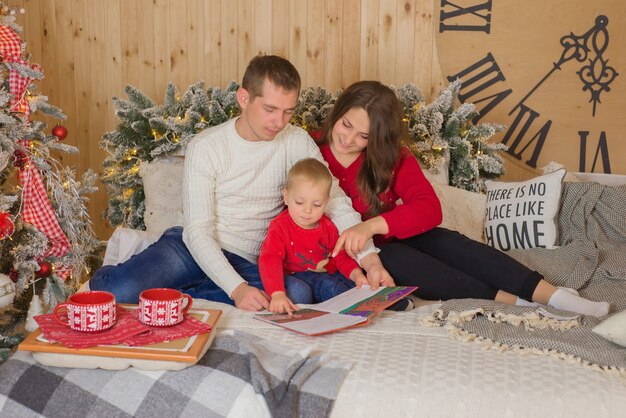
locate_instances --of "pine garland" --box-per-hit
[291,86,336,132]
[102,80,508,229]
[399,79,507,192]
[100,81,239,230]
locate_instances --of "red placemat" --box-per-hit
[34,307,213,349]
[34,307,148,349]
[124,310,212,346]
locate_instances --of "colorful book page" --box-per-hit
[254,285,417,336]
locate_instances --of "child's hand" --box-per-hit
[269,291,299,315]
[350,268,369,288]
[366,263,395,288]
[359,254,395,289]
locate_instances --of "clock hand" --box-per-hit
[510,15,617,117]
[508,66,560,116]
[576,17,619,116]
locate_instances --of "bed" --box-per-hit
[3,298,624,418]
[203,299,626,417]
[2,162,626,417]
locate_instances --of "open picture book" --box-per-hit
[253,285,417,336]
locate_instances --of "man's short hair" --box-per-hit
[242,55,301,99]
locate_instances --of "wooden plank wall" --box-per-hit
[9,0,450,239]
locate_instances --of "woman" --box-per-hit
[319,80,609,317]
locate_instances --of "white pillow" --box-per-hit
[592,310,626,347]
[102,227,160,266]
[483,169,565,251]
[139,156,185,235]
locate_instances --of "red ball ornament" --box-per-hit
[35,261,53,278]
[51,124,68,140]
[0,212,15,240]
[9,269,18,283]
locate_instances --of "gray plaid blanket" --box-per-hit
[0,331,352,418]
[428,182,626,373]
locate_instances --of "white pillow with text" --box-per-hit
[484,169,565,251]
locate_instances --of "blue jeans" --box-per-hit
[284,271,356,304]
[90,227,263,304]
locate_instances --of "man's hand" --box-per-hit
[268,291,299,315]
[359,253,395,290]
[231,283,270,311]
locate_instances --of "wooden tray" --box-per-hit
[18,306,222,370]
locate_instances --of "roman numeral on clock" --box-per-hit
[446,52,512,123]
[439,0,493,33]
[501,104,551,169]
[579,131,611,173]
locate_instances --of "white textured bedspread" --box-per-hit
[195,300,626,418]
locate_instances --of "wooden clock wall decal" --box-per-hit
[435,0,625,175]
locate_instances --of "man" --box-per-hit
[91,55,391,311]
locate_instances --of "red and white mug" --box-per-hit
[139,288,192,326]
[53,291,117,332]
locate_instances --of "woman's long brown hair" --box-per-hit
[321,81,407,217]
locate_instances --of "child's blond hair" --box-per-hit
[285,158,332,194]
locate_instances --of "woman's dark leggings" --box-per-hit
[378,228,542,301]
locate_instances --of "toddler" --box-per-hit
[259,158,366,314]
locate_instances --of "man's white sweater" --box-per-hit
[183,118,373,297]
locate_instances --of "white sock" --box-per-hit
[558,287,579,296]
[548,289,610,317]
[516,297,541,307]
[516,288,577,307]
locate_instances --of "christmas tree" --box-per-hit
[0,4,101,358]
[102,80,508,230]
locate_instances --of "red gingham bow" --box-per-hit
[0,25,31,115]
[8,59,38,116]
[0,24,22,61]
[18,159,71,279]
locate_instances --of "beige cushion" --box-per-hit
[140,156,185,235]
[421,167,448,186]
[431,182,486,242]
[541,162,580,183]
[570,172,626,186]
